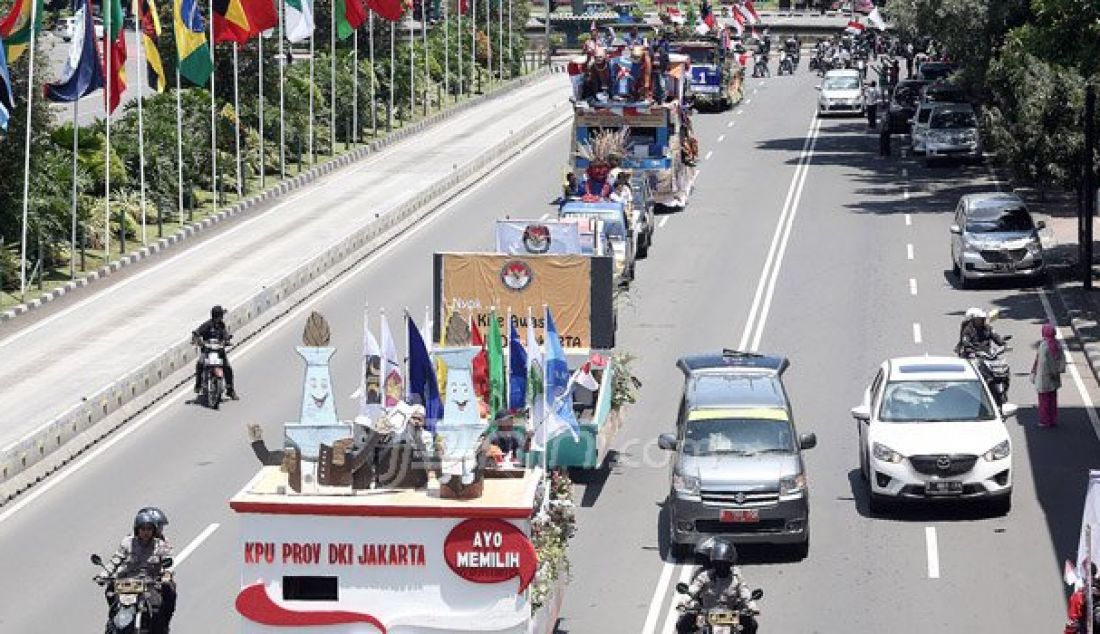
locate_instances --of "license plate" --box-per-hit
[993,263,1014,272]
[925,481,963,495]
[720,508,759,523]
[708,611,737,625]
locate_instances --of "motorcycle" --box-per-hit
[778,51,793,76]
[968,339,1013,406]
[675,580,763,634]
[197,337,228,409]
[91,553,173,634]
[752,53,770,78]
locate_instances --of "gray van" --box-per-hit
[659,350,816,559]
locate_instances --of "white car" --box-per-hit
[816,69,864,116]
[851,356,1013,515]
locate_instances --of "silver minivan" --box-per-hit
[659,351,816,559]
[925,103,981,165]
[950,192,1046,287]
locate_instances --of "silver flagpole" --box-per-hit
[135,0,148,244]
[258,32,265,189]
[443,0,448,98]
[329,0,335,154]
[369,11,376,136]
[233,42,242,198]
[70,98,78,279]
[308,29,314,163]
[470,0,475,92]
[484,0,489,82]
[408,13,413,113]
[209,0,217,208]
[457,0,462,96]
[279,0,286,177]
[176,66,184,222]
[388,18,394,130]
[105,0,113,260]
[507,0,511,78]
[421,0,427,115]
[353,28,358,143]
[497,0,501,80]
[18,0,40,298]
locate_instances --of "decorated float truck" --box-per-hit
[231,313,568,634]
[670,37,742,110]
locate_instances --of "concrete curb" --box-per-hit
[0,66,557,325]
[0,95,572,503]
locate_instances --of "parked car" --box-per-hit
[885,79,927,133]
[916,61,958,82]
[909,101,937,153]
[919,81,967,105]
[925,103,981,165]
[659,350,816,559]
[852,356,1013,515]
[950,192,1046,287]
[816,69,864,116]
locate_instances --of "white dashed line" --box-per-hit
[926,527,940,579]
[705,150,713,161]
[175,523,221,567]
[717,134,726,143]
[905,214,912,226]
[727,120,734,127]
[657,565,696,634]
[907,243,914,260]
[659,216,669,228]
[903,186,910,201]
[640,562,677,633]
[912,323,923,344]
[909,278,918,295]
[753,89,758,94]
[745,98,752,104]
[902,168,909,178]
[736,109,744,115]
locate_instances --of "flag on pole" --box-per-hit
[700,0,715,29]
[213,0,253,43]
[744,0,759,22]
[367,0,403,21]
[867,7,886,31]
[470,319,490,405]
[359,316,384,421]
[730,9,743,35]
[508,322,527,413]
[487,309,505,415]
[0,32,12,130]
[103,0,128,113]
[0,0,42,63]
[242,0,278,35]
[734,1,756,25]
[406,312,443,431]
[337,0,367,39]
[457,0,467,15]
[285,0,315,42]
[174,0,214,86]
[139,0,167,93]
[380,312,403,407]
[542,307,580,442]
[43,0,104,102]
[525,316,544,422]
[845,19,865,35]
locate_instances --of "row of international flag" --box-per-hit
[0,0,410,130]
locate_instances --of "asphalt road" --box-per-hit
[1,63,1098,633]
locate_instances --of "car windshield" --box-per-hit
[689,372,786,408]
[823,76,860,91]
[878,380,996,422]
[562,211,625,239]
[966,207,1033,233]
[919,64,954,81]
[684,49,717,65]
[916,107,933,123]
[683,418,795,456]
[931,110,977,129]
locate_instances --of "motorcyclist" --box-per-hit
[97,510,175,634]
[192,304,238,399]
[138,507,176,628]
[675,540,759,634]
[956,307,1006,357]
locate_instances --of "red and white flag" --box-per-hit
[734,2,755,25]
[867,7,886,30]
[744,0,759,22]
[731,7,744,33]
[845,19,865,35]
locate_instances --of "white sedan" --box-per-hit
[851,356,1013,515]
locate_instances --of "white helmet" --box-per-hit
[965,307,986,320]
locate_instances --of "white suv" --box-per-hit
[851,356,1013,515]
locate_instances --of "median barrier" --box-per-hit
[0,83,570,504]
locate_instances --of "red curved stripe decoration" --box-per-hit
[235,582,387,632]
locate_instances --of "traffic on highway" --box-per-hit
[4,6,1100,634]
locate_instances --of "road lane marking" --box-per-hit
[1039,290,1100,436]
[727,121,734,128]
[925,527,940,578]
[0,116,572,526]
[736,109,744,115]
[905,214,912,226]
[903,186,910,201]
[717,134,726,143]
[176,523,220,567]
[641,560,678,633]
[913,322,923,344]
[909,278,918,295]
[705,150,713,161]
[902,168,909,178]
[907,243,914,260]
[753,89,758,94]
[745,99,752,104]
[659,216,669,228]
[657,565,696,634]
[539,213,549,220]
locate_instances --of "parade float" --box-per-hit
[230,312,578,633]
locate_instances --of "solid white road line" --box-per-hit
[175,523,220,567]
[0,118,571,528]
[705,150,714,161]
[659,216,670,228]
[913,322,923,344]
[717,134,726,143]
[909,278,918,295]
[1039,290,1100,437]
[925,526,940,579]
[641,561,678,634]
[905,214,912,226]
[657,565,696,634]
[907,243,914,260]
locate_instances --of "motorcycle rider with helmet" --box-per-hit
[956,307,1006,357]
[675,540,759,634]
[138,507,176,628]
[192,305,238,400]
[96,510,175,633]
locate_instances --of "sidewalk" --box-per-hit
[0,72,571,460]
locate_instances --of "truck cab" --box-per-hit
[559,199,636,284]
[670,39,739,110]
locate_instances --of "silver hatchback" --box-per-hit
[950,192,1046,288]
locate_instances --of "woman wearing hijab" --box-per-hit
[1032,322,1066,427]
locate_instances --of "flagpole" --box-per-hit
[70,98,79,279]
[18,0,40,298]
[388,19,394,131]
[484,0,490,83]
[135,0,149,244]
[470,0,475,93]
[176,66,184,222]
[258,31,265,189]
[278,0,286,178]
[209,0,218,208]
[420,0,427,116]
[443,0,449,99]
[329,0,335,154]
[353,28,358,143]
[506,0,511,78]
[505,305,512,410]
[497,0,501,80]
[308,31,314,164]
[368,12,376,136]
[233,42,243,197]
[457,0,462,96]
[105,0,114,260]
[408,13,414,115]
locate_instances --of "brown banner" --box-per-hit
[440,254,592,349]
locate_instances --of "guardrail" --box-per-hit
[0,69,572,503]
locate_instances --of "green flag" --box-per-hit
[488,309,505,415]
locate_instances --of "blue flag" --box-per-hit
[406,313,443,432]
[544,307,580,440]
[508,322,527,412]
[43,0,106,103]
[0,32,12,130]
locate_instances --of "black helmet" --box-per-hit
[133,509,159,535]
[211,305,226,320]
[710,539,737,577]
[138,506,169,537]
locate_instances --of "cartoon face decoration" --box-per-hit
[522,224,552,254]
[448,377,473,414]
[308,376,331,411]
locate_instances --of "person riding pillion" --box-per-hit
[192,305,238,399]
[97,510,175,634]
[675,540,759,634]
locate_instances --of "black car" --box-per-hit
[920,81,967,105]
[885,79,928,133]
[916,62,958,82]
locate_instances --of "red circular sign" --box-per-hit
[443,518,537,592]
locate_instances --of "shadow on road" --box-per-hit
[571,450,620,508]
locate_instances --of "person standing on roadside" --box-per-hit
[1032,322,1066,428]
[864,81,879,130]
[879,119,891,157]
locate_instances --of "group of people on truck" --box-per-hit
[579,26,678,104]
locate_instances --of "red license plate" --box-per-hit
[720,509,759,523]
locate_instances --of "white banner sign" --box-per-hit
[494,220,583,255]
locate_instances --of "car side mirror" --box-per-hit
[851,405,871,421]
[798,433,817,450]
[949,224,961,235]
[1001,403,1019,418]
[658,433,679,450]
[1036,220,1047,230]
[676,582,690,594]
[751,588,764,601]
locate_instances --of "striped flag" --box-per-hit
[0,31,12,130]
[43,0,104,102]
[0,0,42,63]
[213,0,253,43]
[139,0,167,93]
[336,0,368,39]
[103,0,128,114]
[174,0,214,86]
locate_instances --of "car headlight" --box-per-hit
[982,440,1010,461]
[872,442,904,464]
[928,130,950,143]
[779,473,807,496]
[673,472,701,497]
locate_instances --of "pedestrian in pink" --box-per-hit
[1031,322,1066,427]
